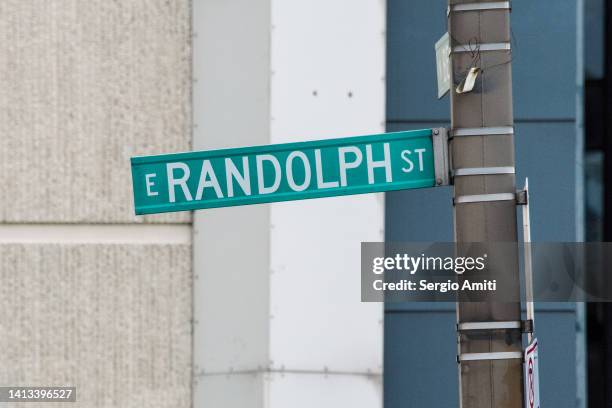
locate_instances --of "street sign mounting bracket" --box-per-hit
[432,128,451,186]
[516,189,528,205]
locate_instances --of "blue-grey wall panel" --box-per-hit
[384,186,453,240]
[511,0,577,120]
[384,312,458,407]
[534,313,578,407]
[585,0,605,79]
[387,0,577,122]
[515,123,577,241]
[386,0,449,122]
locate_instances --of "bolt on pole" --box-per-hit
[448,1,524,407]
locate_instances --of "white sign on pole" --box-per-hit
[435,32,451,98]
[524,338,541,408]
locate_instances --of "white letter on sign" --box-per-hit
[415,148,426,171]
[366,143,392,184]
[401,150,414,173]
[315,149,340,189]
[167,162,193,203]
[226,157,251,197]
[196,160,224,200]
[145,173,158,196]
[286,151,311,192]
[257,154,282,194]
[338,146,363,187]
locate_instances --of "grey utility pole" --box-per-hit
[448,1,524,408]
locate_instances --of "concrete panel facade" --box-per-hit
[0,0,192,223]
[0,243,192,407]
[0,1,194,407]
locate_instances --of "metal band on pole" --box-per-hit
[458,352,523,362]
[453,167,515,177]
[457,321,521,331]
[454,193,516,204]
[451,1,510,12]
[449,0,523,402]
[452,126,514,137]
[452,42,511,53]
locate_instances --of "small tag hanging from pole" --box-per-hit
[456,67,480,94]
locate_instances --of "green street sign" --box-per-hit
[131,128,448,215]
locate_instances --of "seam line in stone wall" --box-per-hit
[0,224,192,244]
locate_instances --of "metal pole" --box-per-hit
[448,1,524,407]
[522,179,534,344]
